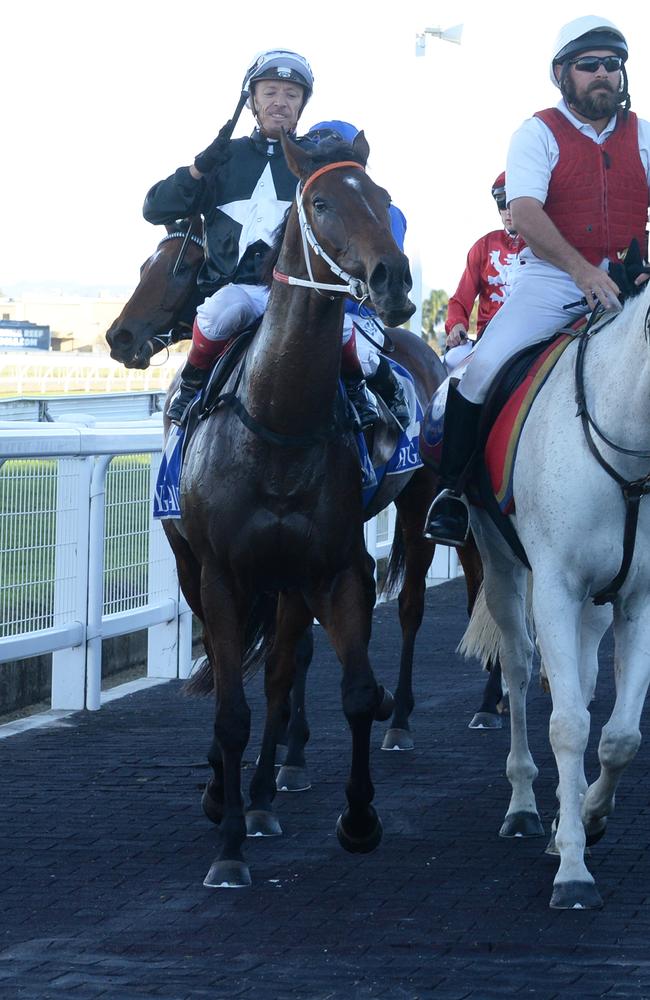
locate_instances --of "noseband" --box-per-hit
[273,160,370,302]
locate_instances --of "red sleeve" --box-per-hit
[445,236,488,334]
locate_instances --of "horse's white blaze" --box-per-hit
[463,285,650,905]
[343,175,385,224]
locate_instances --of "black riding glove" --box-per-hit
[608,238,650,303]
[193,119,233,175]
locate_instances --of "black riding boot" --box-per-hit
[343,374,380,429]
[423,382,482,545]
[368,355,410,429]
[167,361,210,426]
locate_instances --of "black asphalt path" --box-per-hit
[1,578,649,1000]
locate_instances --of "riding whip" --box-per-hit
[172,90,249,277]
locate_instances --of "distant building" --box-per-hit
[0,320,51,351]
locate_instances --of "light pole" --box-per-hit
[409,24,463,340]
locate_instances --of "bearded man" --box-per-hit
[424,15,650,546]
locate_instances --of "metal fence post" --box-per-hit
[146,455,182,679]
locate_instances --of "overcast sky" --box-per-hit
[2,2,649,298]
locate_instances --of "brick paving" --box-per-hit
[1,578,650,1000]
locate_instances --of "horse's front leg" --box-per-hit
[381,480,435,751]
[582,599,650,848]
[311,550,389,853]
[276,625,314,792]
[532,578,601,909]
[199,577,252,889]
[247,596,314,836]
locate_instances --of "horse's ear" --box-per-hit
[281,129,312,180]
[352,130,369,166]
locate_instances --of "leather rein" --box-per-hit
[574,305,650,604]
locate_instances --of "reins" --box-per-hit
[159,226,204,278]
[574,305,650,604]
[273,160,370,301]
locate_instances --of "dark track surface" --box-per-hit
[1,578,649,1000]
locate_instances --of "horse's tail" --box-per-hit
[380,512,406,600]
[457,576,536,670]
[183,592,279,696]
[456,583,502,668]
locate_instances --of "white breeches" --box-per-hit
[458,260,594,403]
[196,283,270,342]
[344,314,383,378]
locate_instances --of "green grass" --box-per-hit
[0,455,154,634]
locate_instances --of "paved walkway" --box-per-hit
[2,578,650,1000]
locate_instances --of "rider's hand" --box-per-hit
[446,324,468,349]
[572,260,621,312]
[194,120,233,175]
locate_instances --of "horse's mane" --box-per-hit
[261,137,365,287]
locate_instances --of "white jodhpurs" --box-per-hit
[196,283,270,342]
[343,314,384,378]
[458,259,594,403]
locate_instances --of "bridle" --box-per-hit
[574,305,650,603]
[159,226,204,278]
[273,160,370,302]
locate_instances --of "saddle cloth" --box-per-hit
[153,358,421,520]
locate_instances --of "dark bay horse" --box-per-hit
[106,216,204,369]
[106,228,494,767]
[166,131,420,887]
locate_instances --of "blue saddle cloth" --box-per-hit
[153,359,422,520]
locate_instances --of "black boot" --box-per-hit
[167,361,209,426]
[423,382,482,546]
[368,355,410,429]
[343,375,380,429]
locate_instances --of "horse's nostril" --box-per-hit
[110,328,135,352]
[369,262,389,294]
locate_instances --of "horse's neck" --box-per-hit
[245,225,346,432]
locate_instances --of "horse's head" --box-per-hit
[105,218,204,369]
[281,132,415,328]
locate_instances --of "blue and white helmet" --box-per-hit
[243,49,314,103]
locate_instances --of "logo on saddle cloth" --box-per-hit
[485,334,573,513]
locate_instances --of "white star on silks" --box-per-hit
[219,162,292,263]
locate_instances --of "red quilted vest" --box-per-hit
[534,108,649,263]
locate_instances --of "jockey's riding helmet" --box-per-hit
[243,49,314,105]
[491,172,507,210]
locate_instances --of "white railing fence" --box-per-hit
[0,418,457,714]
[0,419,190,712]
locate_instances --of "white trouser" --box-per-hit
[458,259,594,403]
[344,314,384,378]
[196,283,270,342]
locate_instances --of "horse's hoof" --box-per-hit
[276,765,311,792]
[336,806,383,854]
[374,685,395,722]
[585,817,608,847]
[499,811,544,838]
[246,809,283,837]
[255,744,288,768]
[201,783,223,825]
[468,711,502,730]
[550,880,603,909]
[203,859,252,889]
[380,728,414,751]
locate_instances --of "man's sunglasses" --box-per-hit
[569,55,623,74]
